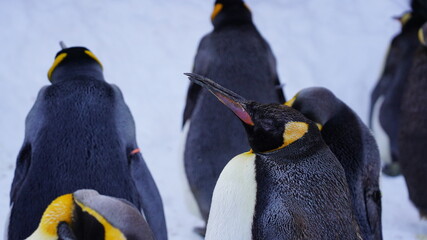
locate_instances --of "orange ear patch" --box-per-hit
[283,122,309,147]
[211,3,223,21]
[284,94,298,107]
[47,53,67,81]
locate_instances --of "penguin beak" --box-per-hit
[184,73,254,126]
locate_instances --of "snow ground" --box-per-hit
[0,0,426,239]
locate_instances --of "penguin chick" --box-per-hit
[26,189,154,240]
[287,87,382,240]
[185,73,362,240]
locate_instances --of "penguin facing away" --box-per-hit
[185,73,361,240]
[183,0,285,225]
[398,22,427,218]
[27,189,154,240]
[287,87,382,240]
[369,0,427,176]
[8,45,167,240]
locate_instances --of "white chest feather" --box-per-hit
[205,152,257,240]
[371,96,392,164]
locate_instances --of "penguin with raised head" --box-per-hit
[183,0,285,226]
[27,189,154,240]
[185,73,361,240]
[370,0,427,176]
[398,22,427,218]
[287,87,382,240]
[8,45,167,240]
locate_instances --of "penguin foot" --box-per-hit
[382,162,401,177]
[193,226,206,237]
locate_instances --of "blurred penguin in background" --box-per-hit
[182,0,285,230]
[287,87,382,240]
[370,0,427,176]
[398,20,427,219]
[186,73,362,240]
[27,189,154,240]
[8,45,167,240]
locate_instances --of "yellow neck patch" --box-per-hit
[26,194,74,240]
[316,123,323,131]
[47,53,67,81]
[418,28,426,46]
[84,50,103,69]
[211,3,223,21]
[284,93,298,107]
[263,122,309,153]
[74,200,127,240]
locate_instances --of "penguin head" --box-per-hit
[418,22,427,46]
[27,190,154,240]
[185,73,319,153]
[285,87,341,130]
[394,12,412,27]
[47,45,103,83]
[211,0,252,30]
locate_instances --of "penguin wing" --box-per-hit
[274,75,286,103]
[182,82,202,126]
[10,142,31,204]
[264,40,285,103]
[10,86,48,204]
[129,151,168,240]
[182,36,212,127]
[369,40,397,127]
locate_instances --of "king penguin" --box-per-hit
[183,0,285,227]
[369,0,427,176]
[27,189,154,240]
[8,45,167,240]
[185,73,361,240]
[286,87,382,240]
[398,21,427,218]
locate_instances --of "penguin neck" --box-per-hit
[212,12,253,31]
[50,64,105,83]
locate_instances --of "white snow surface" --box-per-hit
[1,0,426,239]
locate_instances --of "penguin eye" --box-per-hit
[211,3,223,21]
[84,50,103,68]
[47,53,68,81]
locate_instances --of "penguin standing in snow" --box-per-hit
[183,0,285,226]
[398,22,427,218]
[370,0,427,176]
[185,73,361,240]
[8,45,167,240]
[287,88,382,240]
[27,189,154,240]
